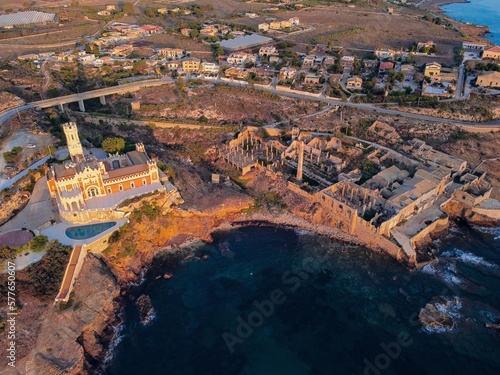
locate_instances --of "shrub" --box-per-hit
[25,240,72,299]
[30,235,48,252]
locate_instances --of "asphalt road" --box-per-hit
[1,77,500,129]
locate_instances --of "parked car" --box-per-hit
[27,143,36,149]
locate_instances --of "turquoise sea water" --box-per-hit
[104,225,500,375]
[442,0,500,45]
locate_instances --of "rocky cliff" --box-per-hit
[7,254,121,375]
[443,199,500,227]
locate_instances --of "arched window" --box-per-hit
[88,187,98,197]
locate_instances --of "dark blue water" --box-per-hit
[442,0,500,45]
[105,225,500,375]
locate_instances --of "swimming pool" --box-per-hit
[65,222,117,240]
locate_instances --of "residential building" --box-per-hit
[258,23,270,32]
[400,64,415,81]
[280,20,292,29]
[225,67,248,80]
[279,66,297,81]
[138,25,163,34]
[79,54,95,64]
[289,17,300,26]
[18,54,39,61]
[462,41,488,51]
[424,62,441,77]
[200,25,218,37]
[157,48,184,60]
[46,122,165,223]
[97,10,111,16]
[340,55,355,68]
[375,48,397,60]
[476,71,500,88]
[111,44,134,57]
[105,5,116,11]
[158,8,168,14]
[482,46,500,60]
[304,75,321,85]
[269,55,282,64]
[201,62,220,75]
[417,41,435,50]
[227,52,254,65]
[251,65,275,78]
[322,56,335,66]
[166,61,179,70]
[181,57,200,72]
[259,46,278,57]
[302,55,316,67]
[379,61,394,74]
[269,21,281,30]
[347,76,363,89]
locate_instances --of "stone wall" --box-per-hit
[410,216,449,248]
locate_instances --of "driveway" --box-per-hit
[0,175,56,234]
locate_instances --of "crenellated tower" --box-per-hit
[63,122,84,162]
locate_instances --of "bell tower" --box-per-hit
[63,122,84,162]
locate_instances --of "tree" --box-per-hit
[133,60,148,75]
[102,137,125,153]
[122,2,134,14]
[30,235,48,252]
[144,7,157,17]
[0,245,17,266]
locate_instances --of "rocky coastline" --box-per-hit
[11,197,498,374]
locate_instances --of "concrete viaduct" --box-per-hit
[0,78,171,126]
[1,77,500,129]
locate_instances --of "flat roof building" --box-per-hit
[218,34,274,52]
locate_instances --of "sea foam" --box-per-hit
[441,248,498,269]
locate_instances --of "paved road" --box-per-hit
[215,79,500,128]
[0,156,50,191]
[1,77,500,129]
[0,175,55,234]
[456,64,465,99]
[0,78,172,126]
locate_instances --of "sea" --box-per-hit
[104,225,500,375]
[442,0,500,45]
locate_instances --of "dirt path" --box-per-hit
[41,60,53,95]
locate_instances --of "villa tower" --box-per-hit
[63,122,84,162]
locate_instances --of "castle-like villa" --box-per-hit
[47,122,165,223]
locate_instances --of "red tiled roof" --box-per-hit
[105,164,148,179]
[485,46,500,53]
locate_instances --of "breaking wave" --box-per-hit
[441,248,498,269]
[422,297,462,334]
[474,226,500,240]
[420,262,463,285]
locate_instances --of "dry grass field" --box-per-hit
[228,4,463,65]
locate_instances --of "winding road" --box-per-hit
[1,77,500,129]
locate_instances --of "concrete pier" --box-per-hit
[78,100,85,112]
[100,95,106,105]
[59,103,64,112]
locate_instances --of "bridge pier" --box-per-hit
[59,103,64,112]
[99,95,106,105]
[78,100,85,112]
